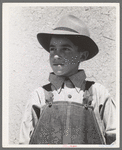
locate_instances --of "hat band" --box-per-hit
[54,27,78,33]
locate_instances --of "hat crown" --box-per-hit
[54,15,90,37]
[37,15,99,60]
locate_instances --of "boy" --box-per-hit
[19,15,116,144]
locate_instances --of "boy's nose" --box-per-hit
[54,55,59,59]
[53,49,63,59]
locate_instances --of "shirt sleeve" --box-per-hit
[101,96,116,144]
[95,83,116,145]
[19,87,45,144]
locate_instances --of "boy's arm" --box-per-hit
[19,99,34,144]
[97,84,116,145]
[19,88,43,144]
[101,97,116,144]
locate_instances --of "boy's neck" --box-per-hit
[57,70,79,78]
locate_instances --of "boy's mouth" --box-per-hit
[53,63,65,68]
[53,63,64,66]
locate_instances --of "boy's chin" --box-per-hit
[53,70,75,77]
[53,71,66,76]
[52,70,70,77]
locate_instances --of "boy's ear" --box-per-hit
[79,51,89,62]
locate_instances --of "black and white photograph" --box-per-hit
[3,3,120,148]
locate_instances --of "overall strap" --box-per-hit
[42,83,53,107]
[83,81,95,108]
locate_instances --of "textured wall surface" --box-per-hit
[7,5,116,144]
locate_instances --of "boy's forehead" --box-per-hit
[50,35,75,46]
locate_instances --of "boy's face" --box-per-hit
[49,36,85,77]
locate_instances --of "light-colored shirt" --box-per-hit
[19,70,116,144]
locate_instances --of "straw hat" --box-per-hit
[37,15,99,60]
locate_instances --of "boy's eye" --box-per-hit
[62,48,71,51]
[49,47,56,52]
[49,47,71,52]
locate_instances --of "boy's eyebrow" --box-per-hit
[49,44,72,48]
[61,44,72,48]
[49,44,55,47]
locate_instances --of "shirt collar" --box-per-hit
[49,70,86,93]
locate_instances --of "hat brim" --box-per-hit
[37,31,99,60]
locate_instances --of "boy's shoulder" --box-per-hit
[85,80,107,90]
[34,83,51,92]
[85,81,110,98]
[32,83,52,99]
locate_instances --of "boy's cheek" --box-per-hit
[49,54,80,65]
[64,56,80,64]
